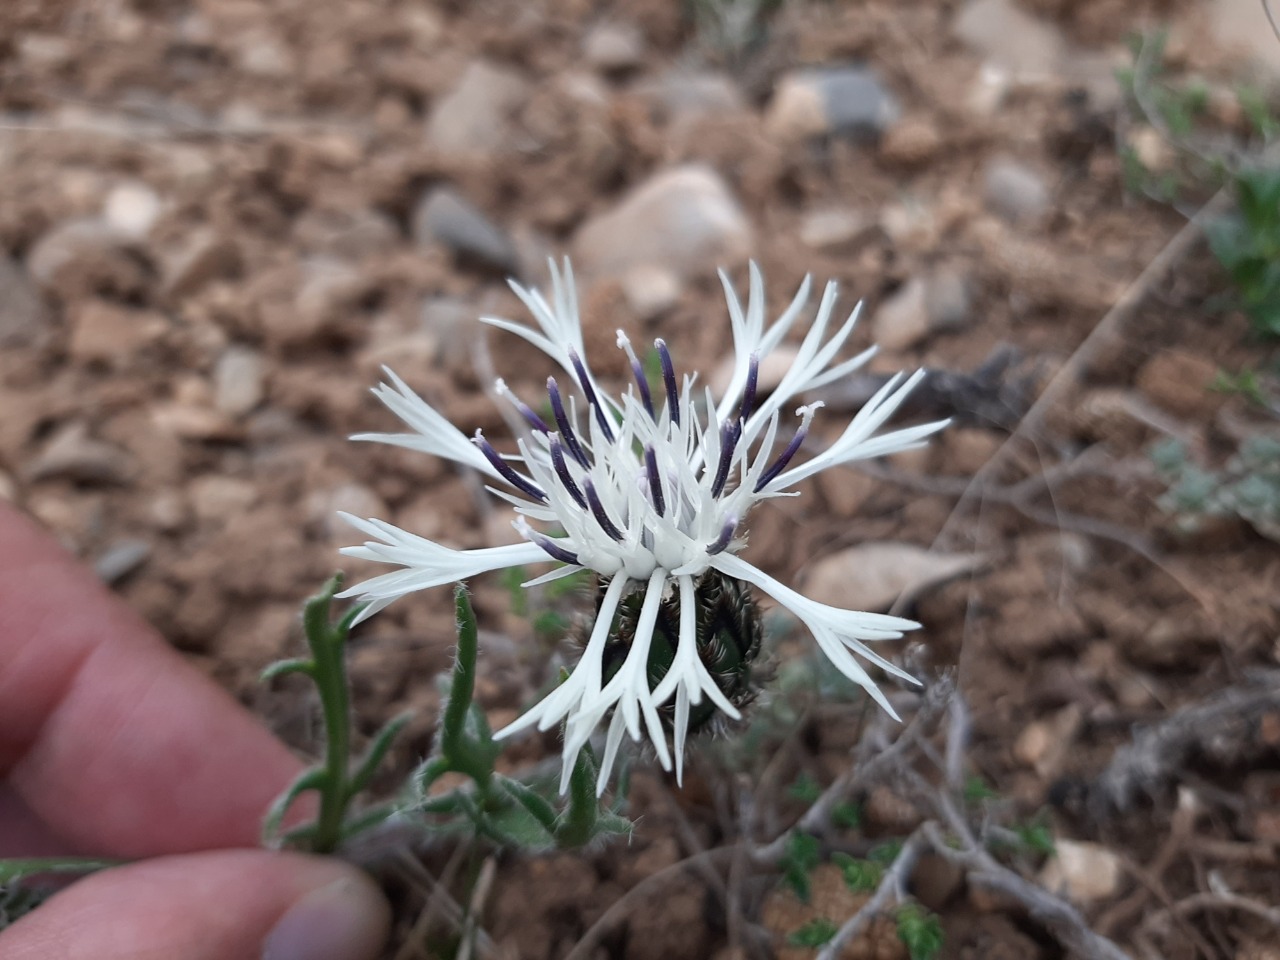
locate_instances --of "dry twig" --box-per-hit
[814,829,926,960]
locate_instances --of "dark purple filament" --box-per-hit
[630,355,655,420]
[754,425,809,493]
[473,432,548,502]
[644,446,665,517]
[547,377,589,468]
[738,352,759,423]
[584,479,624,541]
[569,349,615,443]
[655,339,679,426]
[706,515,738,555]
[527,530,580,565]
[710,420,741,498]
[550,436,587,509]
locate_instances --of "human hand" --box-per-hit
[0,502,391,960]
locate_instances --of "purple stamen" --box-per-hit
[631,358,655,419]
[527,530,580,565]
[569,349,615,443]
[754,427,809,493]
[655,339,679,426]
[644,446,665,517]
[710,420,741,498]
[707,515,738,555]
[472,431,548,503]
[584,479,624,541]
[547,377,589,467]
[739,352,759,423]
[514,400,550,434]
[550,437,587,509]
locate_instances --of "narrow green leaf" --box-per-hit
[261,767,328,847]
[260,657,315,682]
[498,777,559,834]
[346,712,412,798]
[0,858,123,884]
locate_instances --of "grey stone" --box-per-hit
[873,270,974,350]
[582,21,645,72]
[924,268,972,332]
[214,346,266,417]
[95,539,151,584]
[25,218,140,294]
[641,70,745,120]
[766,66,899,142]
[421,296,478,368]
[414,186,518,274]
[425,60,529,156]
[953,0,1066,82]
[0,257,50,348]
[982,157,1050,225]
[571,164,753,280]
[26,422,133,485]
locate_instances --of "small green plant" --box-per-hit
[261,575,410,853]
[787,917,839,948]
[962,774,998,805]
[896,903,945,960]
[1151,436,1280,542]
[1012,814,1057,858]
[1207,165,1280,336]
[788,772,824,804]
[780,831,823,902]
[832,852,882,893]
[1210,366,1273,406]
[831,800,862,829]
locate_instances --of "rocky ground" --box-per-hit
[3,0,1280,958]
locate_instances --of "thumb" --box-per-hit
[0,849,391,960]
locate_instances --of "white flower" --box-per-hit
[340,260,948,793]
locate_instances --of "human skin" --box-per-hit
[0,502,390,960]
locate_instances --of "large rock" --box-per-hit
[425,60,529,156]
[1205,0,1280,82]
[953,0,1066,82]
[765,66,899,142]
[571,164,753,280]
[801,541,986,611]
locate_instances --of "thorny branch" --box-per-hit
[1089,670,1280,818]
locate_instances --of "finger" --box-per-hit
[0,850,390,960]
[0,503,307,856]
[0,786,63,855]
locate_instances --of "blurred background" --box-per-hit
[3,1,1280,957]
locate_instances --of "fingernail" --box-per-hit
[263,876,390,960]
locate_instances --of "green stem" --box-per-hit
[302,576,352,856]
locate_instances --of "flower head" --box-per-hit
[340,260,948,793]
